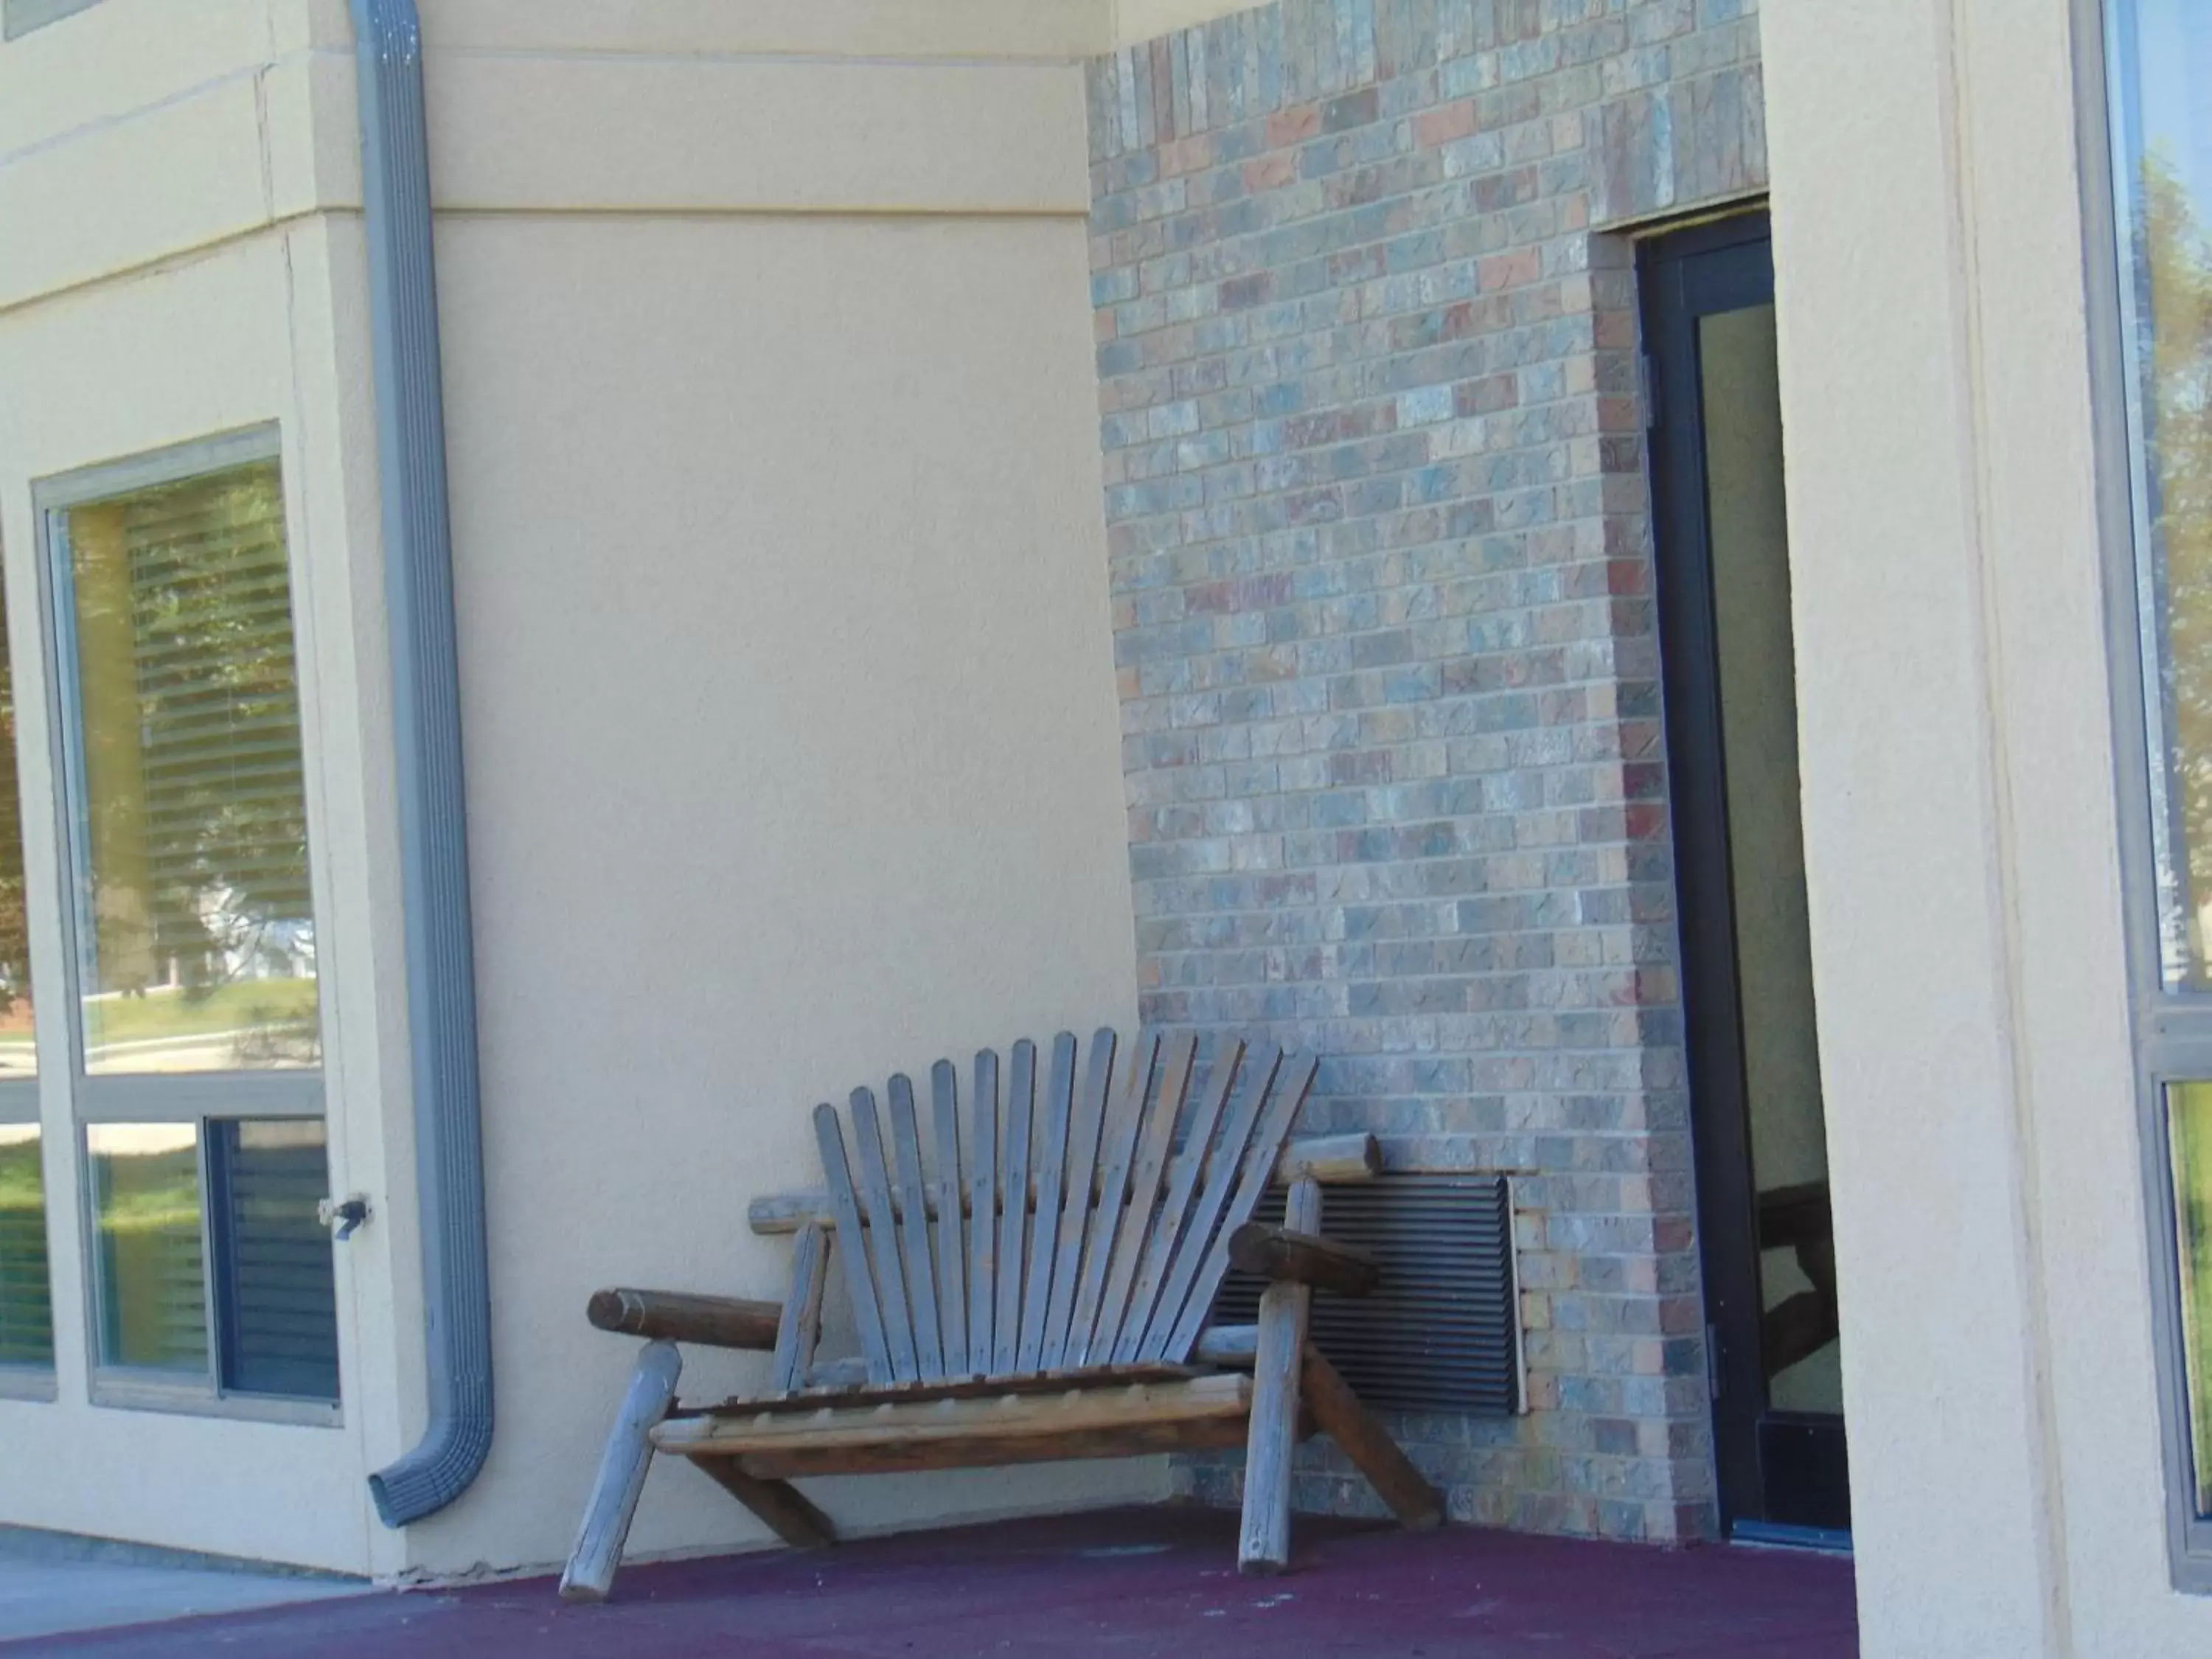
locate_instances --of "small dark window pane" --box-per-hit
[210,1120,337,1402]
[0,1127,51,1368]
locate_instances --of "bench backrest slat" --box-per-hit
[929,1060,969,1378]
[793,1029,1312,1395]
[771,1220,830,1394]
[1037,1029,1116,1371]
[887,1075,946,1380]
[1015,1033,1079,1374]
[849,1088,922,1382]
[1086,1032,1198,1366]
[813,1102,894,1385]
[990,1040,1037,1378]
[1130,1045,1283,1364]
[1158,1050,1320,1362]
[1062,1033,1159,1370]
[1110,1035,1239,1364]
[964,1050,1001,1377]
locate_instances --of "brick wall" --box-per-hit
[1085,0,1765,1544]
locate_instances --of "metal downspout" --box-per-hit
[349,0,494,1528]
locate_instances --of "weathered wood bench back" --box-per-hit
[797,1029,1315,1392]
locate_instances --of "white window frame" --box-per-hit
[2089,0,2212,1592]
[30,427,336,1428]
[1,0,102,42]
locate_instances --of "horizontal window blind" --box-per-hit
[211,1120,338,1402]
[0,1130,51,1367]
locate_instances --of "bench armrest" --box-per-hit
[1225,1223,1380,1296]
[586,1288,782,1350]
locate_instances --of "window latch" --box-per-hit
[318,1194,371,1242]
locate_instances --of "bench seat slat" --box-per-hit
[686,1361,1206,1418]
[731,1416,1259,1481]
[653,1374,1254,1460]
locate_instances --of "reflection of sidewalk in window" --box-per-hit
[83,1032,316,1074]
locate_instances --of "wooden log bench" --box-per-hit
[560,1031,1441,1601]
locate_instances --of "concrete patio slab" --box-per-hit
[1,1506,1857,1658]
[0,1543,365,1646]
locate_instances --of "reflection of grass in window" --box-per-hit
[56,978,319,1054]
[93,1143,204,1371]
[2182,1094,2212,1512]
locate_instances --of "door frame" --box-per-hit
[1640,212,1847,1542]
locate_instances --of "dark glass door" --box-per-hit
[1642,215,1850,1543]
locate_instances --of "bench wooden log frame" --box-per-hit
[560,1031,1441,1601]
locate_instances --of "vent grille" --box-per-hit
[1214,1174,1517,1416]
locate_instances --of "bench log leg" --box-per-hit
[560,1339,684,1604]
[693,1458,837,1549]
[1237,1178,1321,1575]
[1301,1345,1443,1531]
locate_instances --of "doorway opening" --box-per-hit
[1641,214,1850,1545]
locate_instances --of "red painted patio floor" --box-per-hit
[14,1506,1858,1658]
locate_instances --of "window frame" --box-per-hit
[31,427,336,1428]
[0,1123,55,1402]
[1,0,101,41]
[2087,0,2212,1590]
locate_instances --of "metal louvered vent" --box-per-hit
[1214,1174,1519,1416]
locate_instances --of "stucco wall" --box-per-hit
[0,0,409,1575]
[0,0,1144,1579]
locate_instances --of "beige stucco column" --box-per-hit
[1766,0,2212,1652]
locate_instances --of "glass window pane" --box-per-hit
[56,455,319,1074]
[211,1120,337,1402]
[2175,1084,2212,1519]
[88,1122,207,1376]
[0,1127,51,1368]
[2109,2,2212,987]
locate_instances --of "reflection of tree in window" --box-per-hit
[70,459,319,1070]
[2148,160,2212,1512]
[0,616,27,1021]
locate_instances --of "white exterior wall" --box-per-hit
[1764,0,2212,1652]
[0,0,1144,1580]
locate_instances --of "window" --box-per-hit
[0,558,47,1398]
[35,430,338,1420]
[1,0,103,41]
[2104,0,2212,1586]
